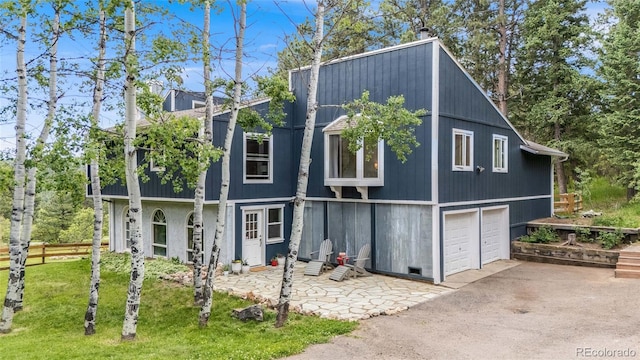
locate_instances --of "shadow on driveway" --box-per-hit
[286,262,640,360]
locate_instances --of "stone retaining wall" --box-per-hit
[511,241,619,268]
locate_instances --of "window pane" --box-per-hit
[188,228,194,249]
[153,246,167,257]
[363,139,378,178]
[268,224,281,239]
[455,134,463,165]
[268,208,281,222]
[154,224,166,245]
[246,138,269,156]
[246,160,269,178]
[329,135,340,178]
[340,137,356,178]
[465,135,471,166]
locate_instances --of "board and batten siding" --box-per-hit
[438,117,551,203]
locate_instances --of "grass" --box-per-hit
[566,177,640,228]
[0,258,357,360]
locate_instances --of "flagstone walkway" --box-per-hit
[213,262,453,321]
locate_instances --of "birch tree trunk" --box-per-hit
[275,1,325,328]
[16,5,61,312]
[0,10,29,334]
[121,1,145,340]
[192,0,213,306]
[198,1,246,327]
[85,6,107,336]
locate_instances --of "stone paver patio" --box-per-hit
[213,262,453,321]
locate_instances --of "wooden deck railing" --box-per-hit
[0,242,108,270]
[554,193,583,214]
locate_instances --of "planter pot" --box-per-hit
[242,265,251,274]
[231,262,242,274]
[271,260,278,267]
[223,270,229,277]
[277,256,285,266]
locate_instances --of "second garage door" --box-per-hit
[481,207,509,265]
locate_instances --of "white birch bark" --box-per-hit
[0,11,28,334]
[192,0,213,306]
[15,6,61,312]
[121,1,145,340]
[275,1,325,328]
[84,6,107,336]
[198,2,246,327]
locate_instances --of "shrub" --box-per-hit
[573,226,594,243]
[101,252,189,279]
[593,215,637,228]
[519,226,559,244]
[597,229,624,250]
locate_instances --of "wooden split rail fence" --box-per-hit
[554,193,583,214]
[0,242,108,271]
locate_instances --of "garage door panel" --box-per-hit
[444,212,476,276]
[481,208,508,265]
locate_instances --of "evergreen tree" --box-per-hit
[512,0,595,193]
[597,0,640,199]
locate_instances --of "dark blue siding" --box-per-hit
[100,151,194,199]
[438,116,551,203]
[204,101,295,201]
[290,42,435,201]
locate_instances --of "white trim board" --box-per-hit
[440,195,551,208]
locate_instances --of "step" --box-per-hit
[615,262,640,271]
[617,256,640,265]
[615,269,640,279]
[618,251,640,259]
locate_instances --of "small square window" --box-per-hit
[493,135,508,173]
[266,206,284,244]
[452,129,473,171]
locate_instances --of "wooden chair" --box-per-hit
[304,239,333,276]
[329,244,371,281]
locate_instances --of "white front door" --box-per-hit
[481,207,509,265]
[243,209,264,266]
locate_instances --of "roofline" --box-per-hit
[520,143,569,160]
[288,37,439,75]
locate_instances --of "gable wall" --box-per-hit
[290,42,435,201]
[437,47,552,204]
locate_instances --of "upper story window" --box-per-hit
[452,128,473,171]
[192,100,206,109]
[244,132,273,183]
[492,134,508,173]
[323,115,384,187]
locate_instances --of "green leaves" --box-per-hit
[341,90,426,163]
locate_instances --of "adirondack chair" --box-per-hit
[329,244,371,281]
[304,239,333,276]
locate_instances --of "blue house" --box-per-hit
[100,37,566,284]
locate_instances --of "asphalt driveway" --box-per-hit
[287,262,640,360]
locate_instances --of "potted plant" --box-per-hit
[222,264,230,277]
[231,259,242,274]
[276,253,285,266]
[241,259,251,274]
[270,257,278,267]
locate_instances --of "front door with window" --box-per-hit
[243,210,264,266]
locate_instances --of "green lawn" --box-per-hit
[0,259,357,360]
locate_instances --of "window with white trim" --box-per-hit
[150,156,165,172]
[492,134,508,173]
[123,207,131,249]
[324,133,384,186]
[452,129,473,171]
[266,206,284,244]
[244,132,273,183]
[152,210,167,257]
[186,212,204,263]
